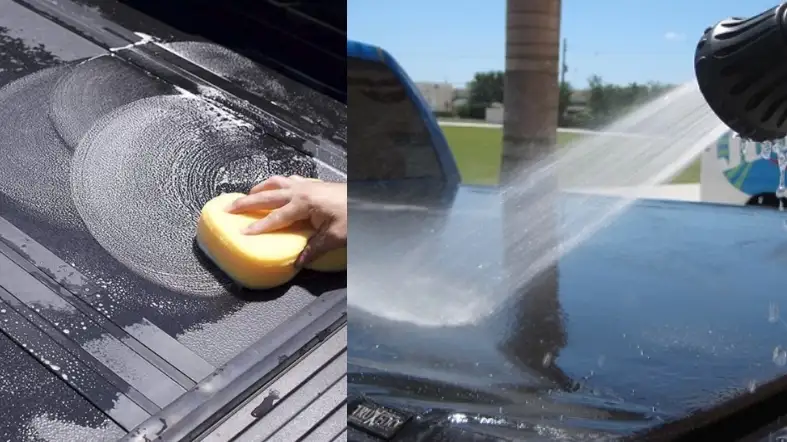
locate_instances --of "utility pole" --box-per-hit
[560,38,568,88]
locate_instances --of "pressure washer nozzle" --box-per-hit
[695,4,787,142]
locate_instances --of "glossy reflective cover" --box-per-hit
[348,184,787,440]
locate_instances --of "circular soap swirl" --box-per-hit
[50,55,176,149]
[70,94,318,296]
[0,64,82,228]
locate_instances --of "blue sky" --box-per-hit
[348,0,777,88]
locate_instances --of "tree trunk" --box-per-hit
[501,0,569,390]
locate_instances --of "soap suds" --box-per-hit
[0,64,82,229]
[108,32,155,52]
[28,414,122,442]
[161,41,346,142]
[70,95,317,296]
[50,55,175,148]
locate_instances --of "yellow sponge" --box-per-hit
[196,193,346,290]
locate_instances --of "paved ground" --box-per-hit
[566,184,701,202]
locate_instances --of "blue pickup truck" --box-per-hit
[347,42,787,442]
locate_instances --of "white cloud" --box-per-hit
[664,31,685,41]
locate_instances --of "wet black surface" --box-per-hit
[0,1,346,440]
[0,331,125,441]
[348,185,787,439]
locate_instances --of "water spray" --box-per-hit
[695,4,787,199]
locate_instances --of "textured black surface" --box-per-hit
[115,0,347,102]
[695,3,787,141]
[202,326,347,441]
[0,0,347,438]
[210,327,347,442]
[0,55,345,364]
[122,293,345,442]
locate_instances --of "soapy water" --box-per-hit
[50,55,176,149]
[0,51,341,295]
[0,64,83,229]
[70,94,319,296]
[0,54,338,298]
[159,41,347,142]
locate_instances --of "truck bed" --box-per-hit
[0,0,346,440]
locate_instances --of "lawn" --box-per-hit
[440,125,700,186]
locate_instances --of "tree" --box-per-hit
[462,71,504,119]
[558,80,573,126]
[586,74,611,125]
[467,71,504,108]
[584,75,676,127]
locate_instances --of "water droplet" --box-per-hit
[50,365,60,371]
[62,329,69,335]
[748,380,757,393]
[61,373,68,380]
[777,149,787,198]
[773,346,787,366]
[770,302,780,323]
[542,352,553,367]
[762,141,773,161]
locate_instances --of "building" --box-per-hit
[416,82,455,113]
[485,102,504,124]
[566,90,589,116]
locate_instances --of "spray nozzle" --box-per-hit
[695,4,787,142]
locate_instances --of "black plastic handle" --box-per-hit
[695,3,787,141]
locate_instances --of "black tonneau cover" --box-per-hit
[347,185,787,440]
[0,0,346,440]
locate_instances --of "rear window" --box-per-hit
[348,57,444,181]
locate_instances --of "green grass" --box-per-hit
[441,125,700,186]
[669,159,700,184]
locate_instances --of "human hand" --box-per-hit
[227,175,347,268]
